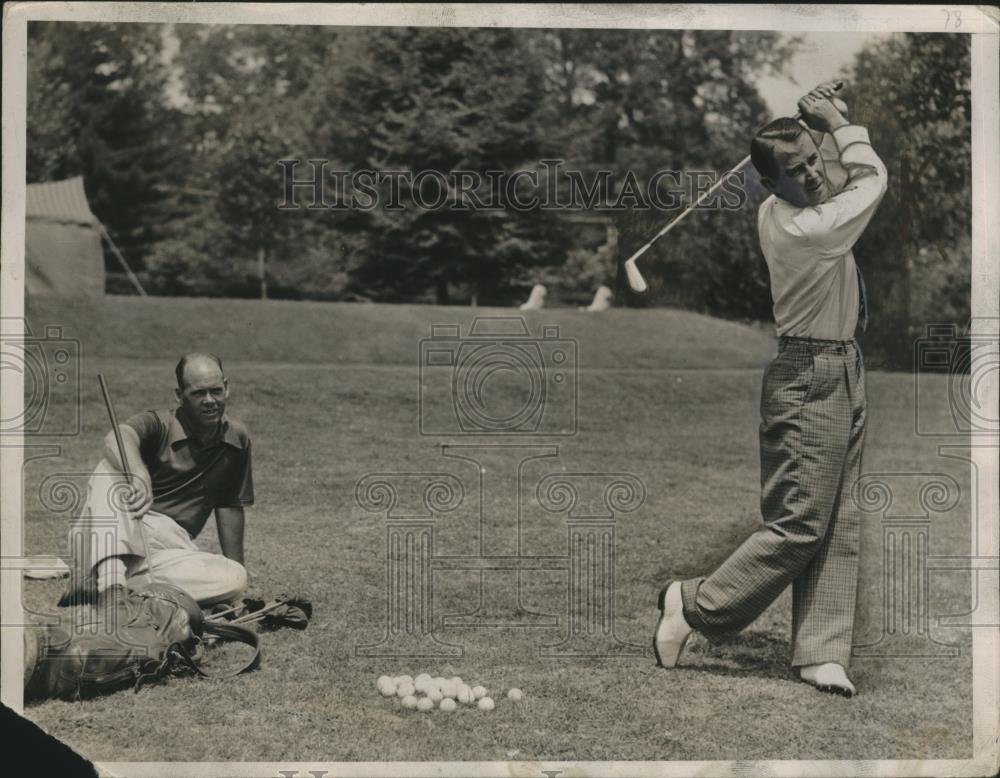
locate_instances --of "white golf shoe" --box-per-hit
[799,662,856,698]
[653,581,693,668]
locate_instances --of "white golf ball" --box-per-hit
[401,695,418,710]
[397,675,414,686]
[433,676,448,689]
[378,677,397,697]
[416,697,434,712]
[472,685,487,700]
[396,682,415,698]
[450,676,463,687]
[377,675,392,691]
[477,696,495,711]
[427,688,443,703]
[439,698,457,712]
[415,673,432,685]
[440,682,458,699]
[457,686,475,705]
[507,688,524,702]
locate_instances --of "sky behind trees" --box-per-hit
[756,31,883,115]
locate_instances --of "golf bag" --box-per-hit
[24,583,261,702]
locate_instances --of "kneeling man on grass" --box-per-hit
[63,353,253,609]
[654,83,887,697]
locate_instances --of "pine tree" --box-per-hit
[27,22,184,281]
[304,27,561,304]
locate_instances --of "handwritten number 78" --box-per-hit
[942,9,962,28]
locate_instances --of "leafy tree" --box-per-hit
[213,127,294,298]
[532,29,796,312]
[301,27,563,304]
[170,25,337,172]
[26,22,183,276]
[145,25,345,298]
[847,33,971,367]
[27,23,795,308]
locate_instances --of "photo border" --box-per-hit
[2,4,997,777]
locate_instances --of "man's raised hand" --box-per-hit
[812,81,841,100]
[798,84,849,135]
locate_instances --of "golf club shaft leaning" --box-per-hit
[99,373,157,582]
[624,81,843,293]
[99,374,132,484]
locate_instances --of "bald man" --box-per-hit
[62,353,253,608]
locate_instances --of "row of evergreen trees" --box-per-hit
[27,24,971,366]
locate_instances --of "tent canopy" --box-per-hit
[26,176,99,225]
[25,176,105,297]
[25,176,145,297]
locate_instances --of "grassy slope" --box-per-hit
[26,295,776,369]
[20,296,973,763]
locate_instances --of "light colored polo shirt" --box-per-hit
[757,125,888,341]
[123,409,254,539]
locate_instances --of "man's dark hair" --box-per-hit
[175,353,224,390]
[750,117,805,180]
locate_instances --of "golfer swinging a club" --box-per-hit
[654,82,887,697]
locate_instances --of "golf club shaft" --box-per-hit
[205,601,246,621]
[623,154,751,267]
[624,81,843,292]
[225,599,288,625]
[205,599,284,624]
[99,373,157,583]
[99,374,132,484]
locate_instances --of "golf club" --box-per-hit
[206,598,289,625]
[98,373,158,584]
[623,81,844,294]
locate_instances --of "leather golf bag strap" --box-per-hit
[175,620,262,679]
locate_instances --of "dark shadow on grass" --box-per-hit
[678,630,796,682]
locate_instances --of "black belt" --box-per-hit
[778,336,858,355]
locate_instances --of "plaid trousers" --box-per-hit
[680,337,866,667]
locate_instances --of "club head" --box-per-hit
[624,258,648,293]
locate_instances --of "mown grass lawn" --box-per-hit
[19,297,974,764]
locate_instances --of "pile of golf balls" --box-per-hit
[376,673,525,713]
